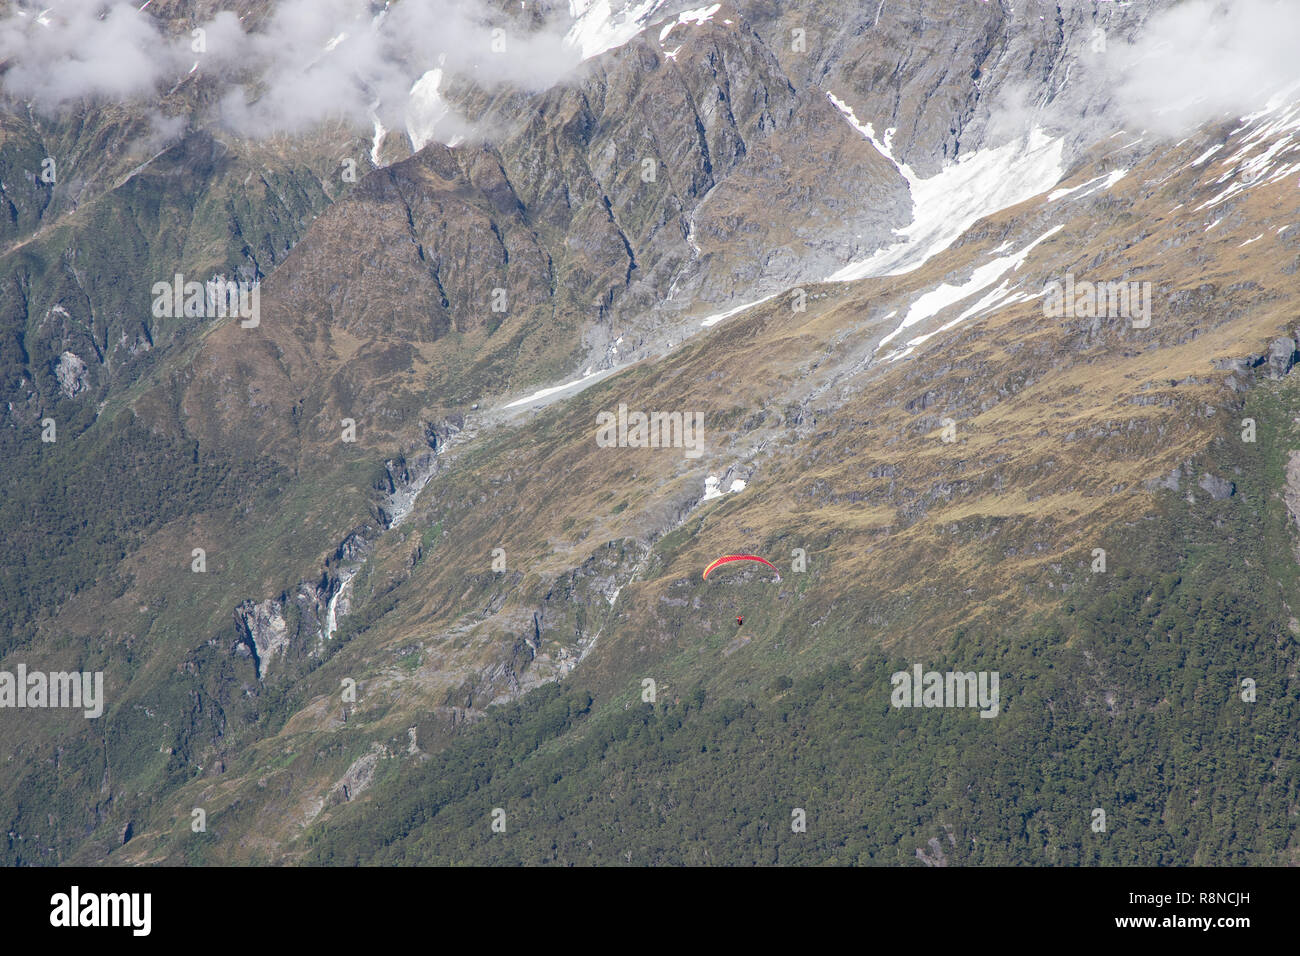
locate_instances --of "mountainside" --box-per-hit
[2,0,1299,866]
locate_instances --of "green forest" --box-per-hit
[0,402,285,656]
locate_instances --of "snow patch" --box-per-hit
[700,294,776,328]
[877,225,1064,353]
[827,127,1065,282]
[702,475,745,501]
[1195,85,1300,210]
[566,0,669,61]
[1047,169,1126,202]
[407,66,450,153]
[826,92,874,141]
[370,114,387,166]
[503,367,616,409]
[323,568,358,641]
[659,3,721,43]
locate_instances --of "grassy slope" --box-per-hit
[297,374,1300,865]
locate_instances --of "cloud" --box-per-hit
[1108,0,1300,136]
[0,2,185,107]
[0,0,584,144]
[216,0,580,139]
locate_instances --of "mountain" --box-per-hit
[1,0,1299,866]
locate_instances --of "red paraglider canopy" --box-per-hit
[702,554,781,581]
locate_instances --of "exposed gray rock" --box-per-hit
[916,835,949,867]
[1144,466,1181,492]
[1197,472,1235,500]
[53,351,89,398]
[1212,338,1297,381]
[325,744,389,807]
[1211,354,1264,373]
[745,0,1169,177]
[233,599,290,680]
[1283,451,1300,531]
[1267,337,1297,379]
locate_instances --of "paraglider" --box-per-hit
[703,555,778,638]
[701,554,781,581]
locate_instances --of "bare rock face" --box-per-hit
[1211,337,1299,388]
[53,351,89,398]
[1144,466,1182,493]
[325,744,389,807]
[1267,337,1297,379]
[233,599,290,680]
[1197,473,1236,501]
[688,87,910,300]
[167,0,1167,469]
[743,0,1169,175]
[915,828,955,866]
[1284,453,1300,563]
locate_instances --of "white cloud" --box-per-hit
[0,1,184,106]
[0,0,584,144]
[1108,0,1300,136]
